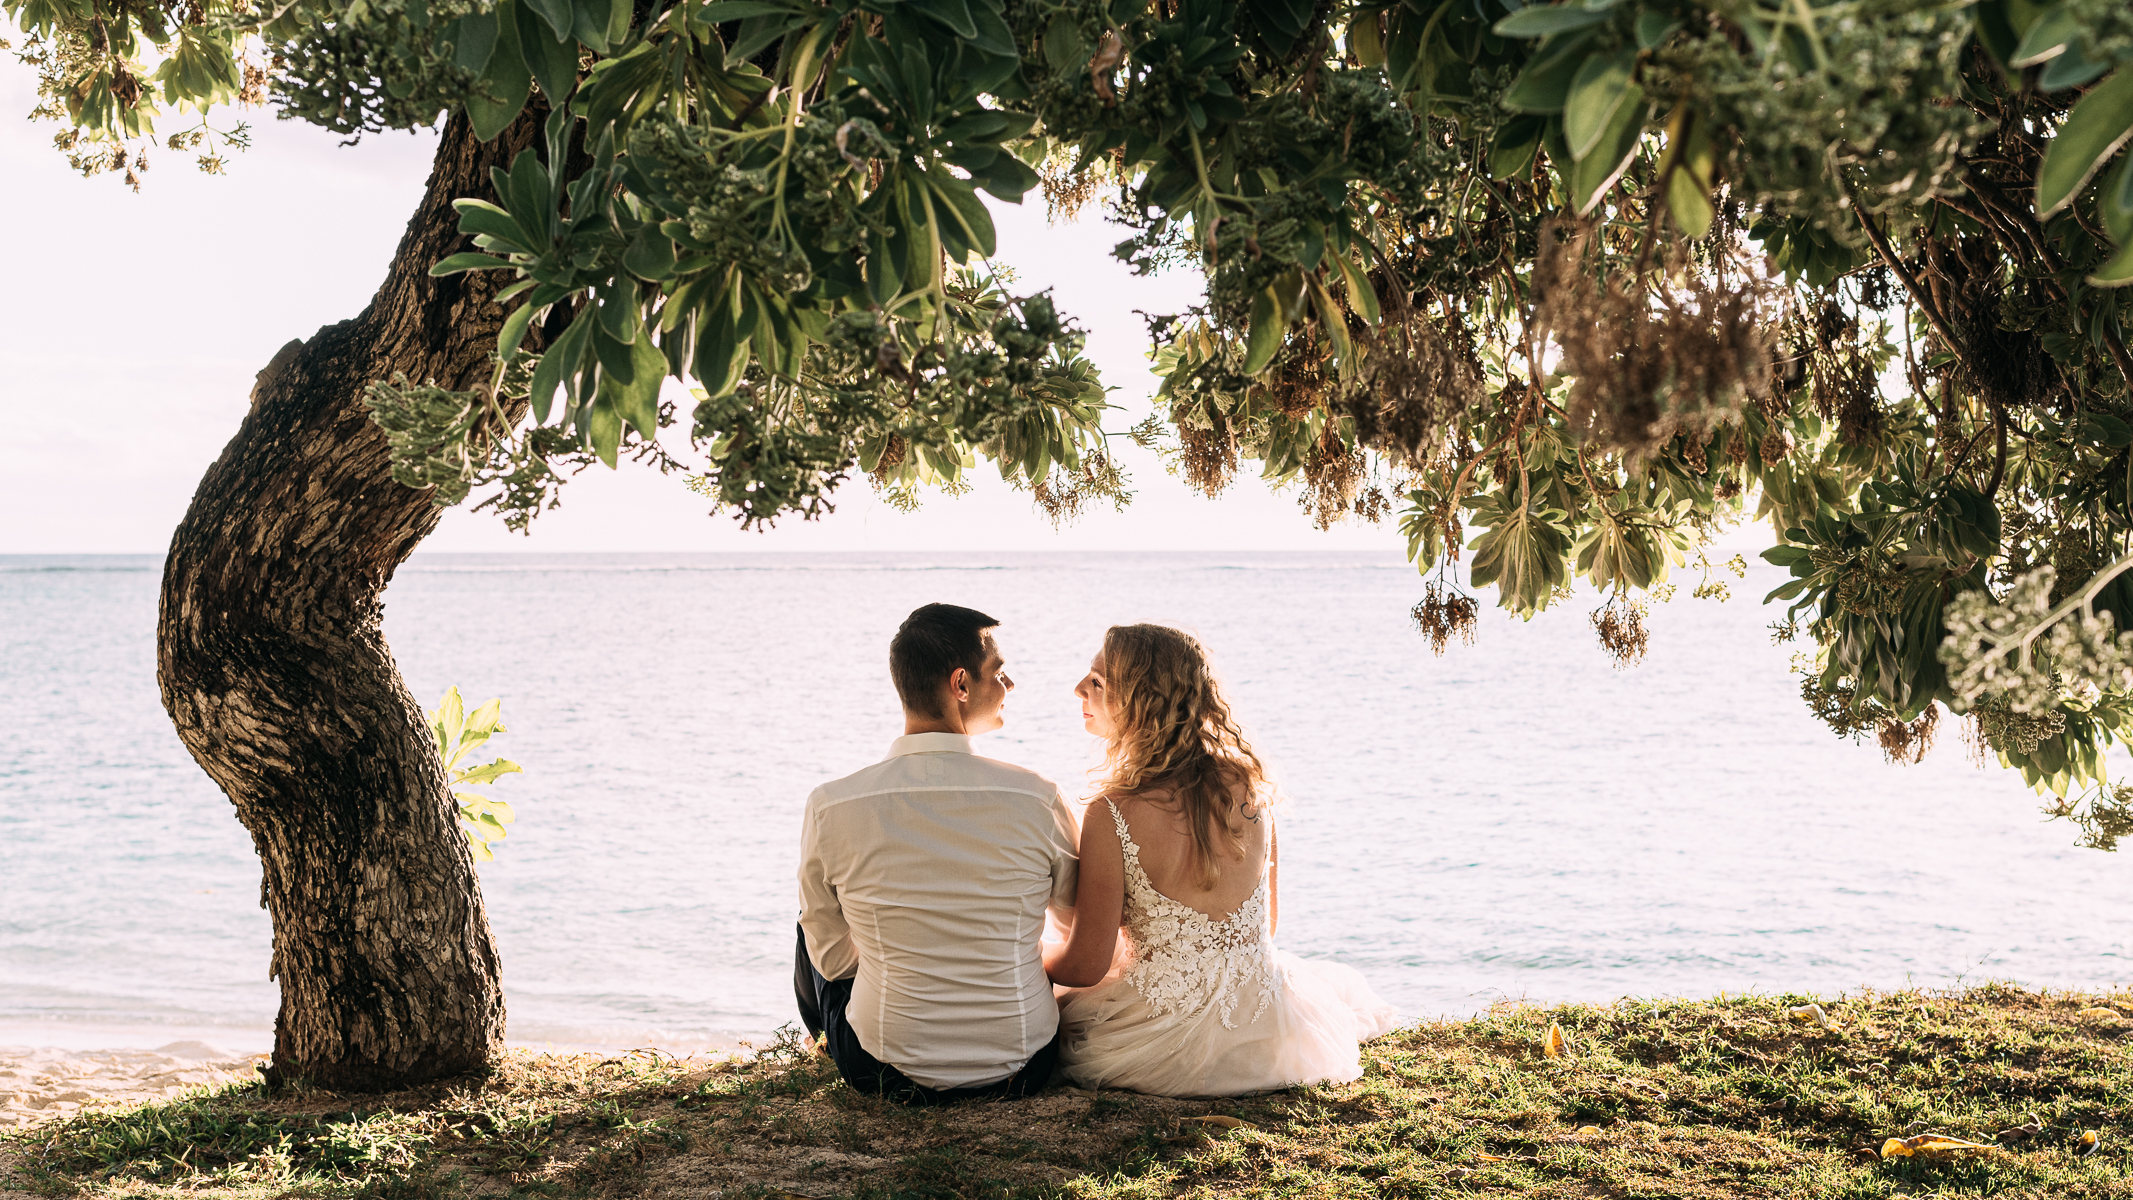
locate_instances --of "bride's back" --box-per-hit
[1110,781,1271,922]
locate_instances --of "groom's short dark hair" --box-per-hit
[891,603,999,718]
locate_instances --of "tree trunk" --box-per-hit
[157,108,545,1090]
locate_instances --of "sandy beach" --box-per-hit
[0,1043,265,1129]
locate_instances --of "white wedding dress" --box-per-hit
[1057,799,1399,1096]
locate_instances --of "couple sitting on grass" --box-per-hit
[794,602,1396,1104]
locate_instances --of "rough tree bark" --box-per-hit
[157,107,547,1090]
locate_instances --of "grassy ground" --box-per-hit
[3,985,2129,1199]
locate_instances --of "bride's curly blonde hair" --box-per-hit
[1094,624,1273,889]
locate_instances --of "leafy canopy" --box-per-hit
[14,0,2133,845]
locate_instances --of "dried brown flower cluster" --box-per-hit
[1297,427,1367,531]
[1031,452,1132,527]
[1344,314,1483,468]
[1800,303,1883,446]
[1966,698,2069,762]
[1590,596,1649,668]
[1800,678,1896,740]
[1876,703,1939,765]
[1173,422,1239,499]
[1533,221,1780,460]
[1411,580,1478,655]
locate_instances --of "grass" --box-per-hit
[3,985,2129,1199]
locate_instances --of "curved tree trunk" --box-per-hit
[157,108,545,1090]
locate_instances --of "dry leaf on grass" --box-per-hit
[1182,1115,1254,1130]
[2075,1007,2125,1025]
[2076,1130,2102,1156]
[1879,1134,1999,1160]
[1542,1023,1568,1058]
[1995,1113,2044,1141]
[1788,1003,1830,1027]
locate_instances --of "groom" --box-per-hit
[794,603,1080,1104]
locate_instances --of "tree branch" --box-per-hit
[1842,178,1973,381]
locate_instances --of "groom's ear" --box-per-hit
[945,666,970,705]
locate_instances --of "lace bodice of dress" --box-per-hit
[1104,798,1276,1029]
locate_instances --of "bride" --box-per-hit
[1044,623,1398,1096]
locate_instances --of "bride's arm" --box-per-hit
[1044,802,1126,988]
[1267,822,1279,935]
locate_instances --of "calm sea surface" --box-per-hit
[2,551,2128,1052]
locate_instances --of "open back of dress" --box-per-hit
[1056,800,1398,1097]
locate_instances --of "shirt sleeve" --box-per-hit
[797,793,858,981]
[1046,790,1081,923]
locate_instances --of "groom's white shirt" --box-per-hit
[798,732,1079,1089]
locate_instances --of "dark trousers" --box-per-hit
[792,923,1059,1106]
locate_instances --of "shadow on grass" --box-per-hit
[4,986,2130,1199]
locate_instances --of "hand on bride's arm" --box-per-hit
[1044,802,1126,989]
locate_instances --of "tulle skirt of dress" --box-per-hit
[1057,949,1398,1097]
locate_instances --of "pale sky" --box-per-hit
[0,62,1412,556]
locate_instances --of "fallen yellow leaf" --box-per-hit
[2076,1130,2101,1156]
[1788,1003,1830,1027]
[2074,1007,2125,1025]
[1543,1023,1568,1058]
[1577,1125,1601,1135]
[1879,1134,1998,1160]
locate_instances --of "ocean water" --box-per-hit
[2,551,2129,1053]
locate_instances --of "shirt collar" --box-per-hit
[888,732,974,758]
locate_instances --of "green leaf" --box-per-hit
[1570,80,1645,214]
[1661,110,1715,238]
[693,294,749,397]
[1489,114,1545,179]
[1243,286,1284,374]
[2037,67,2133,217]
[429,252,515,276]
[2100,153,2133,245]
[453,199,536,252]
[1043,12,1085,69]
[1668,166,1713,238]
[1502,29,1600,113]
[591,318,635,384]
[1494,5,1610,38]
[616,322,666,437]
[528,307,590,423]
[515,0,578,102]
[2040,42,2109,90]
[523,0,574,42]
[1336,254,1381,324]
[569,0,613,53]
[466,0,532,140]
[1972,0,2021,68]
[1634,12,1679,50]
[586,393,622,467]
[450,12,499,72]
[623,225,678,281]
[462,697,504,737]
[2010,3,2081,68]
[1563,49,1635,162]
[2090,238,2133,287]
[496,300,537,362]
[435,686,465,755]
[697,0,797,16]
[926,172,997,260]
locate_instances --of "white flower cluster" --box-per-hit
[1939,566,2133,712]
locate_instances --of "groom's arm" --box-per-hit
[1044,792,1080,925]
[796,794,858,980]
